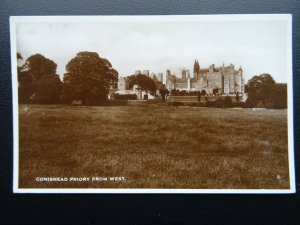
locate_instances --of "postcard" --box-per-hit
[10,15,295,193]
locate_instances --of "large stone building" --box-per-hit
[166,60,245,95]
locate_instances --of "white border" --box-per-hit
[10,14,295,194]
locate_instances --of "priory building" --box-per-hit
[166,60,245,95]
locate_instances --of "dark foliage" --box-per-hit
[170,89,206,96]
[264,83,287,109]
[159,84,169,101]
[206,96,232,108]
[18,53,62,104]
[223,96,233,107]
[61,51,118,105]
[211,97,225,107]
[201,90,207,96]
[236,92,240,102]
[246,73,287,109]
[113,93,137,100]
[17,52,23,60]
[127,74,157,94]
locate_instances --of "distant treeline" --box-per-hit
[17,52,287,109]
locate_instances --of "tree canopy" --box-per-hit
[159,84,169,101]
[61,51,118,105]
[18,53,61,104]
[127,74,157,94]
[265,83,287,109]
[17,52,23,60]
[246,73,287,108]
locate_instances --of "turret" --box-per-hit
[193,59,200,79]
[182,67,187,79]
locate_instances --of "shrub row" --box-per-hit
[113,94,137,100]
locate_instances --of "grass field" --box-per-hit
[18,104,290,189]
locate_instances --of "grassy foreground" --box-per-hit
[18,104,290,189]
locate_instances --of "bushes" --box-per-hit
[113,93,137,100]
[210,97,224,107]
[206,96,233,108]
[223,96,233,107]
[170,89,204,96]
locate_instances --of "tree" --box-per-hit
[212,88,219,95]
[246,73,276,107]
[17,52,23,60]
[61,52,118,105]
[265,83,287,109]
[236,92,240,102]
[17,52,23,80]
[170,89,180,96]
[197,91,201,102]
[127,74,157,94]
[159,84,169,101]
[18,53,61,104]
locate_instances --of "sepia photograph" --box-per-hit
[10,15,295,193]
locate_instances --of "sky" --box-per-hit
[15,16,290,83]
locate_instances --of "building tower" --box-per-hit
[118,77,128,93]
[142,70,149,77]
[193,60,200,79]
[166,69,171,89]
[182,67,187,79]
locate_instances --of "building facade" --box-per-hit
[166,60,244,95]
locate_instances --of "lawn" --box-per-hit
[18,104,290,189]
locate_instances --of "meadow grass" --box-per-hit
[18,104,290,189]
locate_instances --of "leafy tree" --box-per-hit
[235,92,240,102]
[127,75,136,89]
[180,90,187,96]
[265,83,287,109]
[197,91,201,102]
[61,52,118,105]
[201,90,207,96]
[244,84,249,93]
[127,73,157,94]
[170,89,180,96]
[212,88,219,95]
[17,52,23,80]
[246,73,276,107]
[159,84,169,101]
[18,53,61,104]
[17,52,23,60]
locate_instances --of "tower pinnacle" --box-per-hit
[193,59,200,74]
